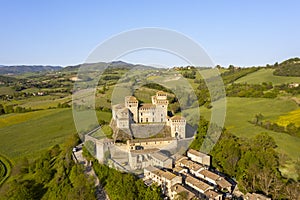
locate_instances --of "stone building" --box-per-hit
[187,149,211,166]
[128,148,173,170]
[112,91,186,138]
[170,184,197,200]
[144,166,182,196]
[167,116,186,139]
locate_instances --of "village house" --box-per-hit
[216,178,232,193]
[172,165,188,175]
[170,184,197,200]
[187,149,211,166]
[204,190,223,200]
[185,175,213,194]
[144,166,182,196]
[198,170,220,185]
[177,157,207,177]
[244,193,271,200]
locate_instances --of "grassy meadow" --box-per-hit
[235,68,300,85]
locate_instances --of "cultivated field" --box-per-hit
[0,108,112,163]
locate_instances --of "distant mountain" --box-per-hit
[0,65,62,75]
[63,61,155,72]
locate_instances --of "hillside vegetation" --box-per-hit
[274,57,300,77]
[0,60,299,199]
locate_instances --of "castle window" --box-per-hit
[152,112,154,115]
[141,118,143,122]
[146,118,148,122]
[141,113,143,116]
[161,118,163,122]
[152,118,154,122]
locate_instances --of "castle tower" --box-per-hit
[152,91,168,122]
[169,116,186,139]
[125,96,139,123]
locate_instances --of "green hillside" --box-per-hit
[274,57,300,77]
[188,97,300,179]
[235,68,300,85]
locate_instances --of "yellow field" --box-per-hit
[277,108,300,126]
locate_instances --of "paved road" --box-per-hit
[73,148,110,200]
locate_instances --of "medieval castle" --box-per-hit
[112,91,186,139]
[84,91,193,172]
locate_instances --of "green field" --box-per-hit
[0,109,76,162]
[0,109,64,128]
[186,97,300,179]
[0,108,112,163]
[0,94,72,110]
[18,95,71,109]
[235,68,300,85]
[0,87,15,95]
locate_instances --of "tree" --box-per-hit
[254,113,264,125]
[252,132,276,150]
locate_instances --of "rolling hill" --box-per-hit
[0,65,62,75]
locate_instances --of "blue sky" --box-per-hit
[0,1,299,67]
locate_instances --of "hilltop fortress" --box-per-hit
[85,91,195,172]
[112,91,186,139]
